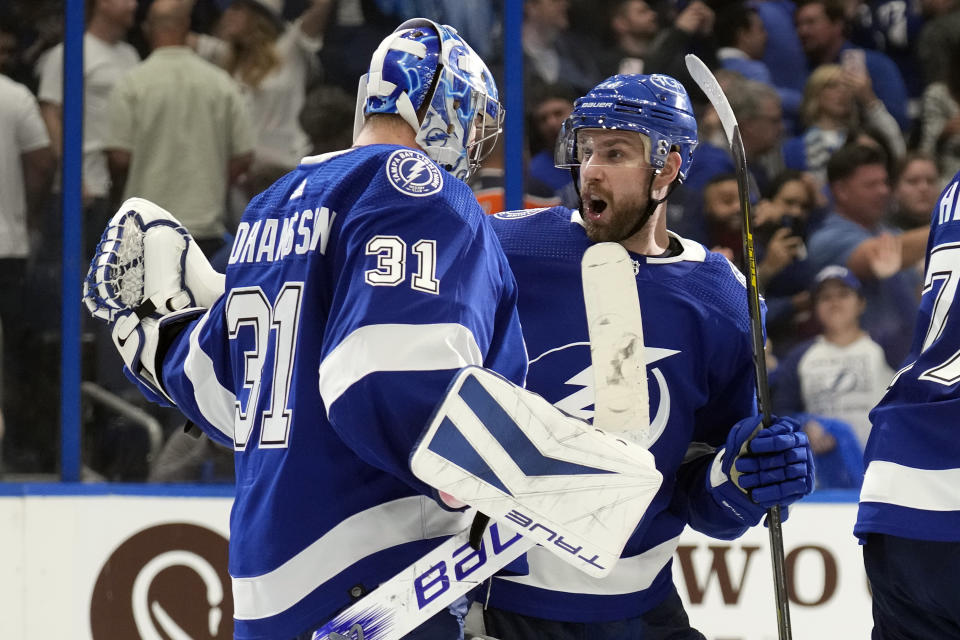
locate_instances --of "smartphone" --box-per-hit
[841,48,867,75]
[781,215,806,239]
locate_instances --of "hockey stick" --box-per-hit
[582,243,649,439]
[684,54,792,640]
[312,242,649,640]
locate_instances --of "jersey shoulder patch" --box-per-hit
[384,149,444,197]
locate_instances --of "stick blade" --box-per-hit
[684,54,738,146]
[581,242,649,438]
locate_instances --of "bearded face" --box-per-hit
[577,129,655,242]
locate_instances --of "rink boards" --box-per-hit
[0,485,869,639]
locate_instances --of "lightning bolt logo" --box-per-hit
[402,159,428,188]
[554,366,596,419]
[386,149,443,197]
[533,343,680,444]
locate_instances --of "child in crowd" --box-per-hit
[772,265,894,485]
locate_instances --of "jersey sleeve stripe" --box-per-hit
[184,311,236,439]
[494,535,679,596]
[861,460,960,511]
[232,495,472,620]
[318,322,484,414]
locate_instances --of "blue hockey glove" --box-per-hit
[708,415,814,526]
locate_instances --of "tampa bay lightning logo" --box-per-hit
[529,342,680,446]
[649,74,685,95]
[386,149,443,197]
[595,76,629,90]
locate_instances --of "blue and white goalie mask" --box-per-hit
[555,74,699,182]
[354,18,503,180]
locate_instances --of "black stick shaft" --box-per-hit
[731,127,792,640]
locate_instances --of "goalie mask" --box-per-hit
[354,18,503,180]
[555,74,699,182]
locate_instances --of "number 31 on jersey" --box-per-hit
[365,235,440,294]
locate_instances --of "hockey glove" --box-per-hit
[83,198,226,404]
[112,306,206,405]
[708,415,814,526]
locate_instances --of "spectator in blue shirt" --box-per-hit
[806,144,927,366]
[525,83,578,204]
[847,0,926,100]
[754,0,808,97]
[715,1,802,127]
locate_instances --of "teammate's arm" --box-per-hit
[671,314,813,536]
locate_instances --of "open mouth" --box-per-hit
[585,197,608,218]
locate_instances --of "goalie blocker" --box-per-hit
[410,365,663,578]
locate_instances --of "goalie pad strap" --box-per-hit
[135,298,157,320]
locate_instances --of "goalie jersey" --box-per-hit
[156,145,527,638]
[856,170,960,544]
[486,206,760,622]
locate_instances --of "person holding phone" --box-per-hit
[756,169,825,359]
[793,0,909,129]
[783,62,905,186]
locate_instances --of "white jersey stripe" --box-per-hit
[495,535,679,596]
[319,322,484,413]
[232,496,471,620]
[860,460,960,512]
[184,310,236,439]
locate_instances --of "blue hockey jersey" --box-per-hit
[856,171,960,543]
[157,145,527,638]
[485,206,760,622]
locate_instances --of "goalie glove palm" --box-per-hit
[709,415,814,526]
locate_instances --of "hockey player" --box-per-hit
[480,74,815,638]
[90,20,526,639]
[855,169,960,638]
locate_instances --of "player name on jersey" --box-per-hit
[937,181,959,226]
[228,205,337,265]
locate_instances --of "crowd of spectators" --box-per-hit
[0,0,957,486]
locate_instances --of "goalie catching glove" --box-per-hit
[709,415,814,526]
[82,198,226,404]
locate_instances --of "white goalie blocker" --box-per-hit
[410,365,662,578]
